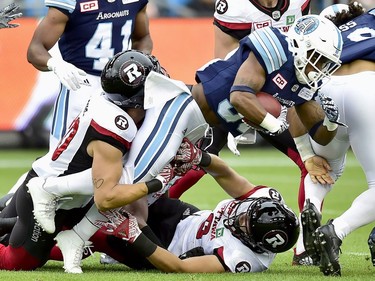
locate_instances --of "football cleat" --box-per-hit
[300,199,322,265]
[27,177,59,234]
[55,229,92,274]
[368,226,375,266]
[100,253,120,265]
[292,249,317,266]
[315,220,342,276]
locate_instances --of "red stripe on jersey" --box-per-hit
[236,185,269,200]
[301,0,311,14]
[90,119,131,150]
[215,18,252,30]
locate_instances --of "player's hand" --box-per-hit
[47,58,87,91]
[155,163,176,187]
[304,155,335,185]
[172,138,203,175]
[99,208,141,243]
[318,92,347,127]
[0,3,22,29]
[260,106,289,136]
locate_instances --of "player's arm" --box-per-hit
[174,139,254,198]
[131,5,153,54]
[214,25,239,59]
[101,209,226,273]
[294,100,337,145]
[147,247,225,273]
[88,140,164,211]
[27,7,67,70]
[288,105,334,184]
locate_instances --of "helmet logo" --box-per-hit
[294,16,319,35]
[263,230,288,250]
[216,0,228,14]
[119,61,145,88]
[114,115,129,130]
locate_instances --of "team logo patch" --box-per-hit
[272,73,287,89]
[115,115,129,130]
[294,16,319,35]
[119,60,146,89]
[80,0,98,12]
[235,261,251,273]
[215,0,228,15]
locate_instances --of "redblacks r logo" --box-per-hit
[80,0,99,12]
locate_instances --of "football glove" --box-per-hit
[259,105,289,136]
[47,57,87,91]
[173,138,203,175]
[0,3,22,29]
[99,208,141,243]
[318,92,347,127]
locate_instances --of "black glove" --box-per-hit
[178,246,205,260]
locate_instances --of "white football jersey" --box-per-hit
[168,186,285,272]
[32,94,138,208]
[214,0,311,34]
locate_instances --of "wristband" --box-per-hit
[145,179,163,194]
[199,152,211,167]
[129,233,158,258]
[46,57,57,71]
[230,85,256,94]
[293,134,315,162]
[259,113,281,133]
[323,116,338,132]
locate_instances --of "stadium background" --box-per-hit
[0,0,371,148]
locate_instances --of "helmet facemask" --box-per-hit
[288,15,343,92]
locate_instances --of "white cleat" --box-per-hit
[55,229,92,274]
[27,177,58,234]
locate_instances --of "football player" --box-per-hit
[50,144,300,273]
[16,14,343,273]
[0,50,172,271]
[293,2,375,276]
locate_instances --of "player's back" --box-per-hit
[339,8,375,64]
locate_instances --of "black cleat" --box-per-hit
[315,220,342,276]
[368,226,375,266]
[301,199,321,265]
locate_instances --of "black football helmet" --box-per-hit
[101,50,163,109]
[224,197,299,253]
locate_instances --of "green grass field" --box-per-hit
[0,147,374,280]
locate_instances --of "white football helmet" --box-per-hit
[320,4,349,18]
[288,15,343,91]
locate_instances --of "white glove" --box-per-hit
[227,128,257,156]
[0,3,22,29]
[47,57,87,91]
[227,133,241,156]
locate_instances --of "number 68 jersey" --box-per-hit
[168,186,286,273]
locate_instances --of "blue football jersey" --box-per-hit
[46,0,148,75]
[339,8,375,64]
[196,26,315,137]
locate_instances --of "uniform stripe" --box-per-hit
[134,94,192,182]
[51,86,69,141]
[45,0,76,13]
[251,27,287,73]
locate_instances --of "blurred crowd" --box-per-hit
[2,0,373,18]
